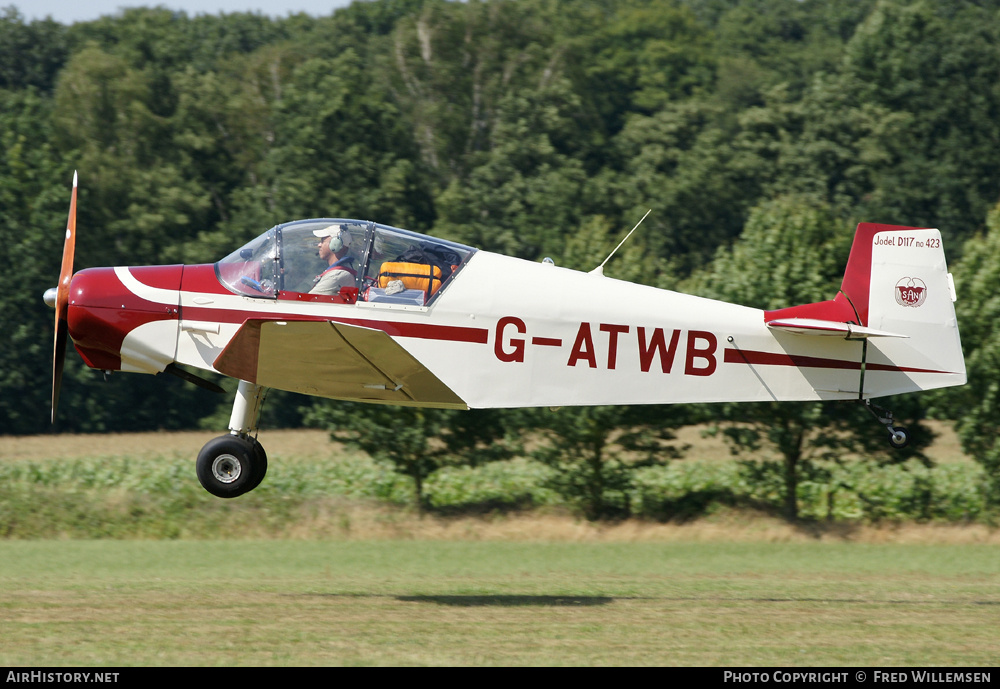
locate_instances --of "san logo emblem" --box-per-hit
[895,277,927,308]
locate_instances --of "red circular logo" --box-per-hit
[895,277,927,307]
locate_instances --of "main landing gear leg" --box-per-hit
[196,380,269,498]
[864,399,909,450]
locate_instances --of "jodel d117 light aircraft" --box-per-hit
[46,173,966,498]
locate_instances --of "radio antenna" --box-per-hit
[590,208,652,276]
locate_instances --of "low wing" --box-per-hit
[214,318,467,409]
[766,318,908,339]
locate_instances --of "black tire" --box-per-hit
[196,435,256,498]
[887,427,909,450]
[245,437,268,493]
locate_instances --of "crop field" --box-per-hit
[0,429,997,666]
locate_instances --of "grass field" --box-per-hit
[0,428,997,666]
[0,419,973,464]
[0,540,997,666]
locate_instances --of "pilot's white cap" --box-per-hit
[313,223,352,248]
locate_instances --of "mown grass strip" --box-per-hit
[0,540,996,666]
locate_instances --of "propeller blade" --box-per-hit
[51,318,68,424]
[51,171,78,424]
[56,171,77,319]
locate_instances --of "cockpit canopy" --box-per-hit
[216,219,476,306]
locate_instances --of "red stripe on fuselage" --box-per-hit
[331,317,489,344]
[724,348,860,371]
[723,347,950,375]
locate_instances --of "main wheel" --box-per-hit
[245,436,268,493]
[196,435,257,498]
[887,427,909,450]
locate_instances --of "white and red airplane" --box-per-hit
[46,174,966,498]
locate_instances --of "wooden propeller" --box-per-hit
[51,171,77,424]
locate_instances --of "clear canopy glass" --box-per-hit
[215,219,476,305]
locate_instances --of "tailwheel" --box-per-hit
[196,435,262,498]
[864,400,910,451]
[888,427,909,450]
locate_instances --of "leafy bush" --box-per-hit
[630,461,743,520]
[425,458,560,512]
[833,461,988,523]
[0,451,992,538]
[629,459,990,523]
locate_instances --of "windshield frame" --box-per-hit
[215,218,477,306]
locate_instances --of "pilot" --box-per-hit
[309,224,357,295]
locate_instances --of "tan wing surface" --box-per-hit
[214,318,467,408]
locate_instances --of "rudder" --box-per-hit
[764,222,966,398]
[853,223,965,396]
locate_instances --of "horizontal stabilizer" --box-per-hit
[766,318,908,339]
[214,318,467,408]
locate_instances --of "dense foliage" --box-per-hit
[3,0,1000,518]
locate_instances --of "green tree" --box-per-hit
[265,48,432,225]
[0,89,71,434]
[525,404,686,520]
[837,0,1000,238]
[50,44,211,265]
[730,78,904,217]
[566,0,715,132]
[433,79,590,258]
[938,203,1000,507]
[385,0,571,182]
[167,43,308,263]
[712,0,875,103]
[305,404,518,512]
[611,99,759,275]
[0,7,69,92]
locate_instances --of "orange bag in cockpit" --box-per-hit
[376,262,444,297]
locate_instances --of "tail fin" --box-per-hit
[766,222,966,398]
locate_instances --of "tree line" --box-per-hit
[2,0,1000,519]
